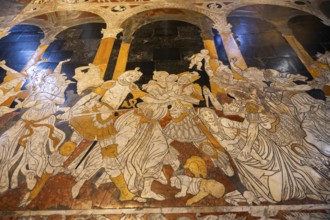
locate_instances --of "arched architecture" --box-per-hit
[1,1,330,219]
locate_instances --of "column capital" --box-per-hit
[101,28,123,39]
[271,21,293,35]
[40,36,56,46]
[213,22,232,35]
[40,26,68,46]
[278,27,293,36]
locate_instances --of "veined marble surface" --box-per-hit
[0,1,330,219]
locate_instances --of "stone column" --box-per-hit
[1,35,56,106]
[283,35,322,77]
[202,30,219,73]
[21,24,69,73]
[201,29,225,96]
[93,28,123,78]
[20,37,53,72]
[275,22,322,77]
[213,22,246,80]
[276,22,330,96]
[112,34,132,80]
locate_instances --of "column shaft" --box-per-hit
[220,32,246,80]
[22,45,49,72]
[203,39,224,95]
[283,34,322,77]
[203,39,219,71]
[1,44,49,107]
[282,34,330,96]
[112,43,130,80]
[93,37,116,78]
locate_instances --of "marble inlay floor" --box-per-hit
[0,1,330,219]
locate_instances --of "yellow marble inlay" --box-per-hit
[112,43,131,80]
[93,37,116,78]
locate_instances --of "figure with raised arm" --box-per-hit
[0,60,71,194]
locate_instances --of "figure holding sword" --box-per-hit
[20,66,144,206]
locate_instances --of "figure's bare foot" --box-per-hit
[141,190,165,201]
[19,192,31,207]
[243,191,260,205]
[175,191,187,198]
[133,196,147,203]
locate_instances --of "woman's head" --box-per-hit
[199,108,217,123]
[152,71,169,82]
[120,68,142,83]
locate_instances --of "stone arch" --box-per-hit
[23,15,104,33]
[223,0,330,24]
[44,22,106,62]
[12,10,106,44]
[227,4,312,28]
[227,4,312,76]
[126,20,205,73]
[22,14,103,39]
[117,3,216,28]
[289,14,330,57]
[227,3,330,58]
[0,24,44,74]
[10,7,109,29]
[39,21,107,92]
[120,8,214,42]
[125,19,210,107]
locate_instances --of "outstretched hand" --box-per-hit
[175,191,187,198]
[239,146,251,159]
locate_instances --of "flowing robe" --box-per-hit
[0,101,65,192]
[120,102,169,192]
[209,116,330,203]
